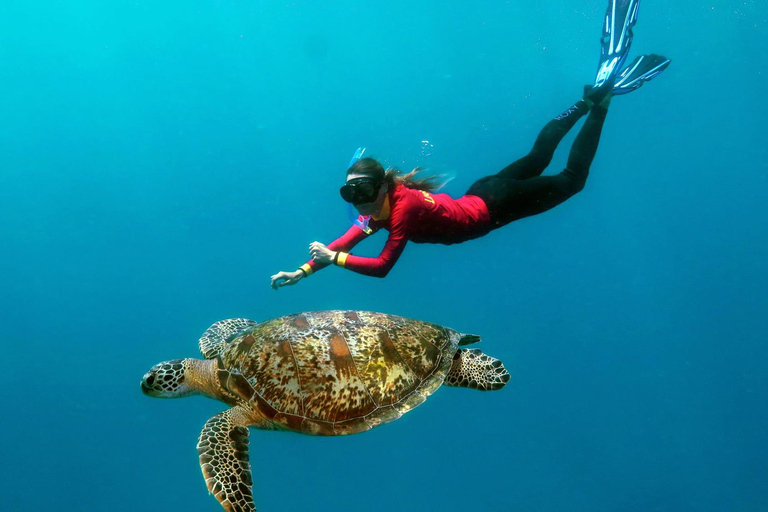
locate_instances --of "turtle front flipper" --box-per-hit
[199,319,258,359]
[197,407,257,512]
[444,348,511,391]
[458,333,481,346]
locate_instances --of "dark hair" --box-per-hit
[347,157,444,193]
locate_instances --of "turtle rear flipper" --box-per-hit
[199,318,258,359]
[198,407,260,512]
[444,348,510,391]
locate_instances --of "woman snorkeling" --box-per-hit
[271,0,670,289]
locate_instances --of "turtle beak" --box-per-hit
[140,372,156,396]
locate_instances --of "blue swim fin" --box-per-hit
[612,54,671,95]
[593,0,640,89]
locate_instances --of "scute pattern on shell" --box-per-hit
[216,311,459,435]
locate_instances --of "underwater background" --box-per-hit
[1,1,766,510]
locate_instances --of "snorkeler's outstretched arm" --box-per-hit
[270,225,371,290]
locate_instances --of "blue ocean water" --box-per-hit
[1,0,766,510]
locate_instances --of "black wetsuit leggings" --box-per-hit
[467,100,608,228]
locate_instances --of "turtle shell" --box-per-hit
[215,310,460,436]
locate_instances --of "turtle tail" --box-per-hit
[444,348,510,391]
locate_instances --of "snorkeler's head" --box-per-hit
[340,157,387,206]
[347,157,385,182]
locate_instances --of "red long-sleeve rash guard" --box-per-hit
[305,184,492,278]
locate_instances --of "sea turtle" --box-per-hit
[141,310,510,512]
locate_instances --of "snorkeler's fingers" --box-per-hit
[270,272,289,290]
[309,241,327,251]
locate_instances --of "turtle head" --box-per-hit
[141,359,199,398]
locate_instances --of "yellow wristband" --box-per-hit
[335,252,348,267]
[299,263,313,276]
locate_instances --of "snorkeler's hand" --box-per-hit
[309,241,336,265]
[270,270,303,290]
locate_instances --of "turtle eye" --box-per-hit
[146,375,156,386]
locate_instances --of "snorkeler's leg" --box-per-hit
[496,100,591,181]
[565,103,608,182]
[488,104,609,222]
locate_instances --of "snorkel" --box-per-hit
[346,147,374,234]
